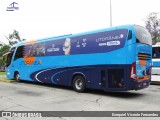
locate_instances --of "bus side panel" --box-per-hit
[30,66,91,86]
[29,65,129,91]
[90,67,104,90]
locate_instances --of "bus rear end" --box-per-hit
[130,25,152,90]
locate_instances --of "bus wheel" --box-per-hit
[73,75,86,92]
[15,72,20,82]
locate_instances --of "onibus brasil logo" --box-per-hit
[6,2,19,11]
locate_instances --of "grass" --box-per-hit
[0,72,6,75]
[0,72,10,81]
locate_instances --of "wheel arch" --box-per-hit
[71,72,86,85]
[14,71,19,79]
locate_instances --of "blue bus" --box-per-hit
[5,25,152,92]
[152,43,160,75]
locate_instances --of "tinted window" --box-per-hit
[152,47,160,58]
[134,25,152,45]
[6,52,13,67]
[14,46,24,60]
[127,30,132,40]
[6,47,16,67]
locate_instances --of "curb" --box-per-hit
[0,79,16,83]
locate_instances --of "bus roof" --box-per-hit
[13,24,136,47]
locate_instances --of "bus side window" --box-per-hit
[127,30,132,40]
[14,46,24,60]
[158,49,160,58]
[152,49,156,58]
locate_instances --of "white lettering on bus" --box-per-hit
[96,34,124,42]
[98,41,120,46]
[107,41,120,46]
[47,48,60,52]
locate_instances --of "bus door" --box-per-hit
[90,68,109,90]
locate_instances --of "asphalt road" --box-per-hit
[0,80,160,120]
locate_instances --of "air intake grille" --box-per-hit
[138,53,151,60]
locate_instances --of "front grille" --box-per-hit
[138,53,151,60]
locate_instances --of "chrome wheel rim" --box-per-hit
[75,79,83,90]
[16,74,20,81]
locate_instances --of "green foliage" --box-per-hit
[0,57,6,67]
[0,57,3,66]
[0,45,10,57]
[0,72,6,75]
[0,45,10,66]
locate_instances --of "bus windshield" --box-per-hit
[134,25,152,45]
[5,47,15,67]
[6,52,13,67]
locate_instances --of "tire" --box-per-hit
[15,72,20,81]
[73,75,86,92]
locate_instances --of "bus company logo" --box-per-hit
[96,34,124,43]
[2,112,12,118]
[6,2,19,11]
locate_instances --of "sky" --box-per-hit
[0,0,160,44]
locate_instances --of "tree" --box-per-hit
[0,45,10,67]
[0,30,25,68]
[0,45,10,57]
[145,12,160,45]
[0,57,3,68]
[5,30,26,46]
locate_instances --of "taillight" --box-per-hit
[130,62,136,79]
